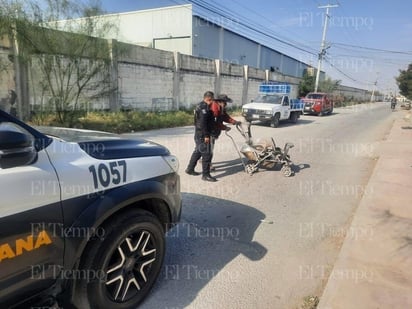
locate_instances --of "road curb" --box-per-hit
[318,110,412,308]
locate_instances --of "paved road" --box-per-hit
[125,102,396,309]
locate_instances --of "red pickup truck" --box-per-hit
[302,92,333,116]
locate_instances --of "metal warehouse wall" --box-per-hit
[89,5,193,53]
[192,17,221,59]
[192,16,311,78]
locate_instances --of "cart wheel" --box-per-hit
[281,165,293,177]
[245,162,257,175]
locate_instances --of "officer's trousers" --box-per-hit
[187,136,214,176]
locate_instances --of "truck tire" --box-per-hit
[290,112,298,123]
[327,105,333,115]
[270,113,280,128]
[73,209,165,309]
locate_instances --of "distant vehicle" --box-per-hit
[242,83,304,128]
[391,97,397,111]
[302,92,333,116]
[401,101,411,110]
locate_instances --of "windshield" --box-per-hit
[306,93,325,99]
[253,94,282,104]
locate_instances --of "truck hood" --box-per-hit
[242,102,280,110]
[301,98,320,104]
[36,126,170,159]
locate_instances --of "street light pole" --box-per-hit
[314,4,338,92]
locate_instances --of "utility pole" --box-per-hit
[370,72,379,102]
[314,4,338,92]
[370,82,377,102]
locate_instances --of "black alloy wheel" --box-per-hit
[73,210,165,309]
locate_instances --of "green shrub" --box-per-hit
[30,110,194,133]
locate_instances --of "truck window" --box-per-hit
[253,94,282,104]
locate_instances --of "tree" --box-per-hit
[0,0,117,125]
[298,70,315,97]
[319,77,341,93]
[298,69,341,97]
[396,63,412,100]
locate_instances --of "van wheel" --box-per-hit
[270,114,280,128]
[73,210,165,309]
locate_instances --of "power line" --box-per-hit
[227,0,319,52]
[332,42,412,55]
[186,0,318,56]
[323,56,371,85]
[173,0,400,88]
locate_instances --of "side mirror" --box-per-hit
[0,131,37,169]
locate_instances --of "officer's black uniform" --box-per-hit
[186,100,215,179]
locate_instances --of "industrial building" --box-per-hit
[94,4,318,79]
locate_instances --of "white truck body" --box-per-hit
[242,85,304,127]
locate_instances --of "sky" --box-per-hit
[99,0,412,94]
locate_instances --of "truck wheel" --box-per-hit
[328,106,333,115]
[270,114,280,128]
[73,210,165,309]
[290,112,298,123]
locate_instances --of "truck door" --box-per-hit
[0,119,64,306]
[282,96,290,119]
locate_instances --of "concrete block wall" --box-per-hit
[220,75,243,107]
[3,34,374,118]
[118,63,174,110]
[221,62,243,77]
[117,42,174,69]
[247,79,264,103]
[180,54,215,73]
[178,72,215,108]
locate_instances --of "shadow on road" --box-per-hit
[212,158,245,178]
[293,163,311,174]
[249,119,315,128]
[140,193,267,308]
[278,119,315,127]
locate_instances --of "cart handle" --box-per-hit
[236,122,252,144]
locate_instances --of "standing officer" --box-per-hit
[185,91,217,182]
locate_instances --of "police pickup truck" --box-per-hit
[0,109,181,308]
[242,83,304,127]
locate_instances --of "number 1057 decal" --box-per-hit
[89,160,127,189]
